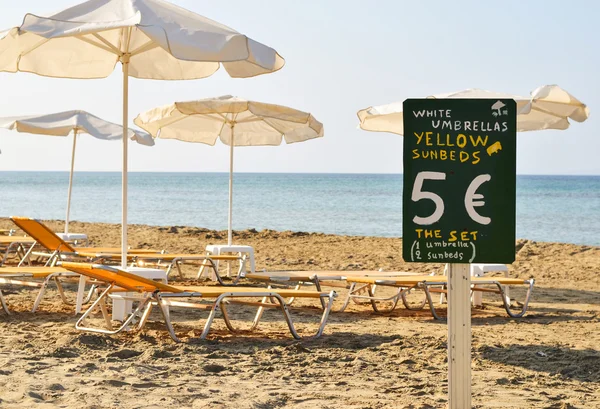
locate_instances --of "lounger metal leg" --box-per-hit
[219,301,238,333]
[53,277,72,305]
[251,295,269,330]
[175,261,183,279]
[400,286,427,310]
[283,283,302,307]
[155,294,181,343]
[200,295,225,339]
[83,285,98,304]
[313,279,327,310]
[32,274,54,312]
[17,242,37,267]
[137,303,153,331]
[210,260,225,285]
[251,291,335,339]
[0,290,10,315]
[367,285,399,313]
[76,285,113,329]
[338,282,356,313]
[76,286,152,336]
[164,262,174,278]
[276,291,336,339]
[233,256,247,284]
[97,294,113,330]
[496,280,534,318]
[423,284,444,320]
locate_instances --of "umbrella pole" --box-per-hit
[65,130,78,235]
[228,125,235,246]
[121,59,129,269]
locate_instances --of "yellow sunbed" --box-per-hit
[10,217,246,281]
[243,270,423,311]
[0,266,78,314]
[60,262,337,342]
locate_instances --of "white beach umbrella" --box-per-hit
[134,95,324,245]
[0,0,284,267]
[0,110,154,234]
[357,85,590,135]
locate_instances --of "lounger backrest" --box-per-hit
[10,217,76,253]
[61,262,183,293]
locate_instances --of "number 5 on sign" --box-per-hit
[411,171,492,226]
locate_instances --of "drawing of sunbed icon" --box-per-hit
[487,141,502,156]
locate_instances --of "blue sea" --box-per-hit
[0,172,599,246]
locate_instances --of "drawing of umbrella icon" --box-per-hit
[491,100,506,116]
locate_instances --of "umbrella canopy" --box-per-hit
[0,110,154,234]
[357,85,590,135]
[0,0,284,267]
[0,110,154,144]
[134,95,324,244]
[0,0,285,80]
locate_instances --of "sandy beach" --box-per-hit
[0,218,599,409]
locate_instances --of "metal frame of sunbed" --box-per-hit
[242,270,426,312]
[61,262,337,342]
[0,267,83,313]
[0,237,37,266]
[345,275,535,319]
[10,217,246,283]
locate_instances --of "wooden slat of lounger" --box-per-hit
[246,270,419,282]
[175,285,326,299]
[0,267,69,274]
[61,262,326,299]
[61,262,182,293]
[134,254,240,261]
[75,252,137,260]
[347,275,527,286]
[346,275,439,285]
[245,273,311,282]
[0,267,71,278]
[0,236,35,244]
[471,277,527,285]
[74,247,161,254]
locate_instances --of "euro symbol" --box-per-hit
[465,174,491,225]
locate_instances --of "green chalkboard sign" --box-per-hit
[402,99,516,264]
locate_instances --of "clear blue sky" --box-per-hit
[0,0,597,175]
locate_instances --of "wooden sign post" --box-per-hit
[402,98,517,408]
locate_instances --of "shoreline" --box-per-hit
[2,217,598,249]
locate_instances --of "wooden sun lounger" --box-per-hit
[60,262,337,342]
[9,217,167,266]
[0,236,36,266]
[0,266,80,313]
[345,275,535,319]
[243,270,423,311]
[10,217,245,282]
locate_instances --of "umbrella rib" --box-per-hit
[129,40,160,57]
[74,35,119,56]
[153,114,190,134]
[235,117,264,124]
[194,113,228,123]
[123,27,133,55]
[260,117,287,135]
[529,105,565,119]
[19,37,51,59]
[92,33,121,54]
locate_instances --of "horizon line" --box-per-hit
[0,170,599,177]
